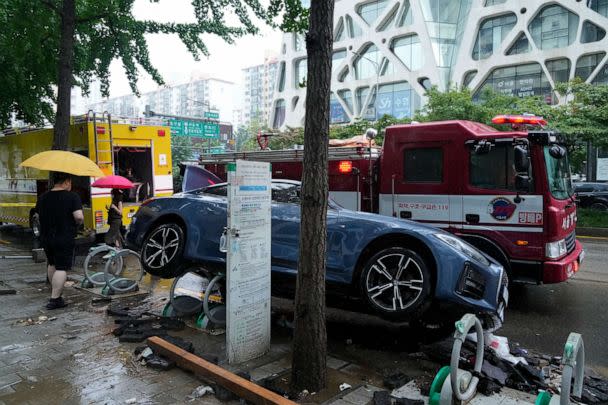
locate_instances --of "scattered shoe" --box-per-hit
[46,297,67,310]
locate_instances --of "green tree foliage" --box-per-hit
[414,86,554,127]
[0,0,307,128]
[554,79,608,147]
[170,135,193,191]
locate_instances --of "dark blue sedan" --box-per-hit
[126,180,507,323]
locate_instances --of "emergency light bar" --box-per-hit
[492,115,547,126]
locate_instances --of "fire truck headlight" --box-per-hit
[545,239,567,259]
[434,233,490,266]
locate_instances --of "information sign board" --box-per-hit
[169,119,219,138]
[204,111,220,119]
[226,160,272,363]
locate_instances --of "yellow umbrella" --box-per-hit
[20,150,104,177]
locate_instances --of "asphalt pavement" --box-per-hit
[500,236,608,375]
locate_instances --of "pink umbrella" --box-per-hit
[91,175,134,189]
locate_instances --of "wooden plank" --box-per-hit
[147,336,296,405]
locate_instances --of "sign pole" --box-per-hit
[226,160,272,364]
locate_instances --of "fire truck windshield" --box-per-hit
[544,146,573,200]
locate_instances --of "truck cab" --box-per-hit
[378,118,584,284]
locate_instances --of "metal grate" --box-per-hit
[565,230,576,254]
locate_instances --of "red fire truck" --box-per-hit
[194,116,584,284]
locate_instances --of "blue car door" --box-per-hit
[190,187,228,264]
[270,182,343,287]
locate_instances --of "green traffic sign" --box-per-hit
[169,119,219,138]
[204,111,219,119]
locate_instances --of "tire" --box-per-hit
[590,202,608,211]
[359,247,432,320]
[141,223,187,278]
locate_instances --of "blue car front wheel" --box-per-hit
[360,247,431,320]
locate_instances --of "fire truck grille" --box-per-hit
[565,230,576,254]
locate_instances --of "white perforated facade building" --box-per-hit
[270,0,608,128]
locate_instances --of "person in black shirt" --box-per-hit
[35,172,84,310]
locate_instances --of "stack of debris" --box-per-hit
[108,306,185,343]
[420,336,608,404]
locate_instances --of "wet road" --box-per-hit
[2,225,607,377]
[501,236,608,375]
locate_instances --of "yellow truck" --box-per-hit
[0,112,173,238]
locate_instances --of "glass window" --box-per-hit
[335,18,345,41]
[272,183,300,204]
[357,0,388,26]
[203,185,227,197]
[356,86,374,117]
[380,58,394,76]
[574,52,606,81]
[277,62,286,92]
[338,66,350,83]
[404,148,443,183]
[376,81,414,119]
[475,63,552,100]
[507,32,531,55]
[397,0,413,26]
[295,58,307,88]
[273,99,286,128]
[419,78,432,90]
[472,14,517,60]
[470,144,517,191]
[581,21,606,44]
[529,5,579,50]
[378,4,399,31]
[592,62,608,84]
[354,44,382,79]
[391,35,423,70]
[332,49,347,73]
[546,58,570,85]
[346,15,363,38]
[485,0,506,5]
[589,0,608,17]
[544,146,573,200]
[330,92,349,124]
[338,89,353,113]
[294,33,305,51]
[463,70,477,87]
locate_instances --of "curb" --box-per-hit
[577,226,608,238]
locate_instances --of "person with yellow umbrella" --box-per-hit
[20,151,104,310]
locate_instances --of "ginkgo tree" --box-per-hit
[0,0,306,149]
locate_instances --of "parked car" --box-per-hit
[126,180,508,324]
[574,182,608,211]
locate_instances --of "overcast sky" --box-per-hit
[106,0,283,98]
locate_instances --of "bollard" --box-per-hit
[429,314,484,405]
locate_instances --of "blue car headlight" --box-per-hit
[434,233,490,266]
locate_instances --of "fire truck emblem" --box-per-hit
[488,197,516,221]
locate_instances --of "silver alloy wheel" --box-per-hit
[144,226,181,269]
[365,253,424,312]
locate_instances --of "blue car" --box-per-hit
[126,180,508,323]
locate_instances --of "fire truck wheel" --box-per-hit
[360,247,431,319]
[141,223,187,278]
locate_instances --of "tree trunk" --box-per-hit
[53,0,76,150]
[290,0,334,394]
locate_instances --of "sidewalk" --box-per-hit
[0,254,428,405]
